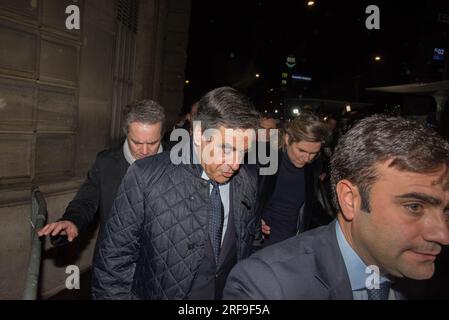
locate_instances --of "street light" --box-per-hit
[274,109,279,114]
[185,80,190,84]
[255,73,260,78]
[292,108,299,115]
[346,105,352,112]
[374,56,382,62]
[307,1,315,6]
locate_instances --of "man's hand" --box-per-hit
[261,219,271,237]
[38,220,79,242]
[319,172,327,182]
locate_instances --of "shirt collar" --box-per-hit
[200,169,231,188]
[201,171,210,181]
[335,221,390,291]
[123,139,163,165]
[192,143,232,187]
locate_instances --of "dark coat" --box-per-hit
[91,148,258,300]
[62,145,129,234]
[224,220,409,300]
[55,141,169,246]
[223,221,352,299]
[256,150,323,236]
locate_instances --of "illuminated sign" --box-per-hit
[286,55,296,68]
[433,48,445,61]
[292,74,312,81]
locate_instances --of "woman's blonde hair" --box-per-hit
[282,112,329,149]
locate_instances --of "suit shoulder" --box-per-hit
[254,225,330,264]
[253,236,307,264]
[134,151,171,168]
[96,145,123,160]
[130,151,173,181]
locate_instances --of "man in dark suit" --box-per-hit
[223,115,449,300]
[38,100,167,244]
[91,87,261,300]
[257,112,331,247]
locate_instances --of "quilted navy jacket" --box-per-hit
[91,149,258,299]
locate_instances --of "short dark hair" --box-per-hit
[284,112,329,145]
[193,87,260,131]
[122,100,165,134]
[330,114,449,212]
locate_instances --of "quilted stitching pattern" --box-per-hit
[92,152,258,300]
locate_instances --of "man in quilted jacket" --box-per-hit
[91,87,261,300]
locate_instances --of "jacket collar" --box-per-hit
[180,138,249,192]
[175,137,203,178]
[312,220,353,299]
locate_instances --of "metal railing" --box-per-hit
[23,186,48,300]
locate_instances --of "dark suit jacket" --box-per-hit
[224,220,354,299]
[61,141,169,235]
[62,145,128,234]
[224,220,416,300]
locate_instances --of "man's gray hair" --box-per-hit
[193,86,260,131]
[122,99,165,134]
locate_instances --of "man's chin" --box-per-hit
[399,261,436,280]
[294,162,305,168]
[403,268,435,280]
[216,175,232,184]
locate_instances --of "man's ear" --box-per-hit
[336,179,361,221]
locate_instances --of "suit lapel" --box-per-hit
[256,150,283,214]
[115,146,130,174]
[296,162,315,233]
[313,221,353,300]
[304,162,315,209]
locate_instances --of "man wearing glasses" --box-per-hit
[257,112,330,247]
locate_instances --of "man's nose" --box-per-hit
[300,153,310,162]
[306,153,314,162]
[423,211,449,246]
[230,161,240,172]
[142,144,149,155]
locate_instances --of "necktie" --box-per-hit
[209,181,224,263]
[367,281,391,300]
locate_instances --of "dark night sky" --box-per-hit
[183,0,449,114]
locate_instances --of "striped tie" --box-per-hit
[208,181,224,263]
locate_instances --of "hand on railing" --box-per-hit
[38,220,79,242]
